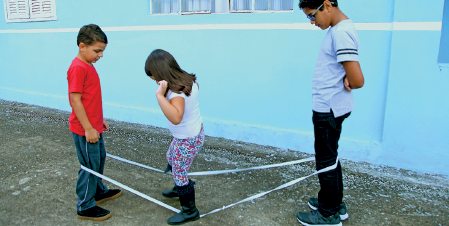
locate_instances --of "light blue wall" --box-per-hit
[381,0,449,174]
[0,0,447,176]
[439,0,449,63]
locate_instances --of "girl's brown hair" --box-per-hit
[145,49,197,97]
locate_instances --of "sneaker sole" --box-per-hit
[77,212,112,221]
[340,213,348,221]
[308,202,349,221]
[96,191,122,205]
[297,217,342,226]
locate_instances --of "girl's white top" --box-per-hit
[166,83,202,139]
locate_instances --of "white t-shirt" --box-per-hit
[312,19,360,117]
[166,83,202,139]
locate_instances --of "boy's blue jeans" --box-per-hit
[72,132,109,212]
[312,110,350,217]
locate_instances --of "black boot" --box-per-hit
[164,163,172,173]
[167,180,199,225]
[162,186,178,198]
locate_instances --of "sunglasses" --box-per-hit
[307,4,323,21]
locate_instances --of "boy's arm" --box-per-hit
[103,119,109,131]
[70,92,100,143]
[342,61,364,92]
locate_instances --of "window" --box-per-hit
[150,0,292,15]
[151,0,210,14]
[439,0,449,64]
[231,0,293,12]
[3,0,57,23]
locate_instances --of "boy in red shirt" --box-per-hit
[67,24,121,221]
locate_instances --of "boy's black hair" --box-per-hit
[299,0,338,10]
[77,24,108,46]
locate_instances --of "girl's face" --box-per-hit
[79,41,107,65]
[149,75,158,84]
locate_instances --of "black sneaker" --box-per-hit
[296,210,342,226]
[308,198,348,221]
[77,206,111,221]
[95,189,122,204]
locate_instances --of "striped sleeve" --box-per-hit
[333,30,359,63]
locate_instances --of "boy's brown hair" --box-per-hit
[77,24,108,46]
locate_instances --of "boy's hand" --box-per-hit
[103,119,109,131]
[344,76,352,92]
[342,61,364,90]
[85,128,100,143]
[156,80,168,97]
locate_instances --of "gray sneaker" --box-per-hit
[308,198,348,221]
[296,210,342,226]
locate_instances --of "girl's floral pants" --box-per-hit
[166,125,204,186]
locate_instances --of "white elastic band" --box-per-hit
[189,157,315,176]
[199,157,339,217]
[80,156,339,218]
[80,165,180,213]
[106,153,315,176]
[106,154,165,173]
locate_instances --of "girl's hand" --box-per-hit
[156,80,168,97]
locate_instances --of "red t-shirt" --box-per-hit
[67,57,104,136]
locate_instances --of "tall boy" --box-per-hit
[67,24,121,221]
[296,1,364,225]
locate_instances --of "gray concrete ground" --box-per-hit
[0,99,448,226]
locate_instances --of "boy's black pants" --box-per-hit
[312,110,350,217]
[72,132,109,212]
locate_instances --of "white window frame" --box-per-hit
[150,0,292,15]
[3,0,57,23]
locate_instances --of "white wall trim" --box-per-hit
[0,22,442,33]
[392,22,442,31]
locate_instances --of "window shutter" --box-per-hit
[5,0,30,19]
[29,0,56,19]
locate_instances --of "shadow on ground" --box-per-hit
[0,99,448,226]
